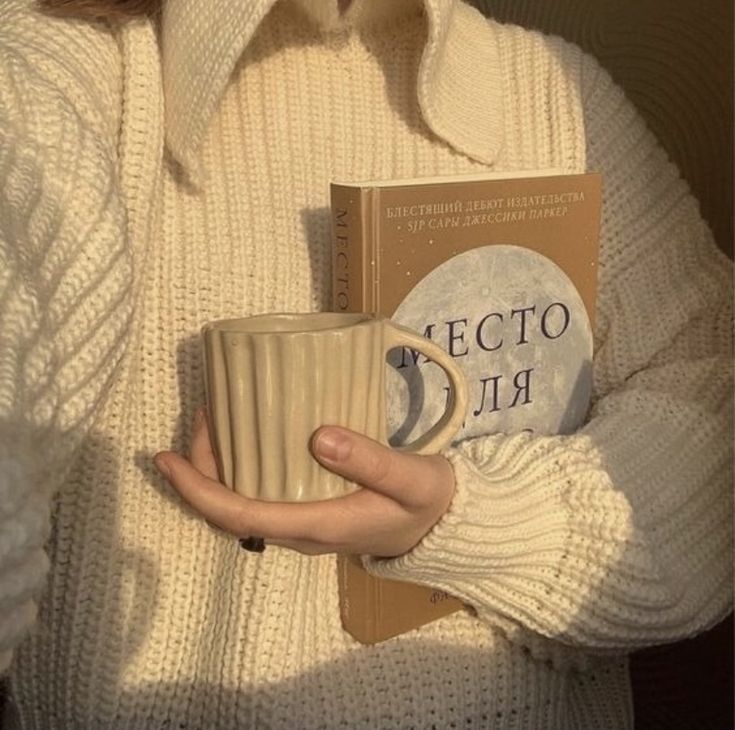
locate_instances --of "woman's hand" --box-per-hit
[154,408,455,557]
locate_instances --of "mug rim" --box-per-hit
[201,312,376,336]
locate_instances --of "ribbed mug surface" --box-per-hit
[202,312,468,502]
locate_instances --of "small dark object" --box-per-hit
[238,537,266,553]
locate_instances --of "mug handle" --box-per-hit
[384,321,468,455]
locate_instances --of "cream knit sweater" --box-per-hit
[1,0,732,728]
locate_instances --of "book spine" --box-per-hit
[330,183,375,641]
[330,184,374,315]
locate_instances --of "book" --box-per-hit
[329,170,603,644]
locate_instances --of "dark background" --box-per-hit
[474,0,733,260]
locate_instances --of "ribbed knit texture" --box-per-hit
[1,0,731,728]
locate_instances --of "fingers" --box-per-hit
[154,450,250,533]
[311,426,453,509]
[154,449,324,543]
[154,446,400,555]
[154,416,456,558]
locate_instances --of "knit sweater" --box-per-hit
[0,0,732,728]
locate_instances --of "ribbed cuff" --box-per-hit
[362,432,624,644]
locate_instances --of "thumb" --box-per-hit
[311,426,448,507]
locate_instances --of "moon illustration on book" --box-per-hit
[386,244,594,445]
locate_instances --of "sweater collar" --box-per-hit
[161,0,504,180]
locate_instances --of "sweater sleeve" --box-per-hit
[364,52,733,654]
[0,5,131,673]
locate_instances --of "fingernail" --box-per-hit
[314,429,352,461]
[154,454,171,479]
[239,537,266,553]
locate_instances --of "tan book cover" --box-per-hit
[329,170,603,644]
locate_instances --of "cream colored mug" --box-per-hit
[201,312,468,502]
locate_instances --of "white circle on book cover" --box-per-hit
[386,244,593,445]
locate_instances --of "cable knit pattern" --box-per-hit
[1,0,731,728]
[0,1,130,674]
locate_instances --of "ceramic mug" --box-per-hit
[201,312,468,502]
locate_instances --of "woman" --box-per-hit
[1,0,731,727]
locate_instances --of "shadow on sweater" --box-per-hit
[2,423,621,730]
[6,633,611,729]
[66,647,566,729]
[7,430,160,726]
